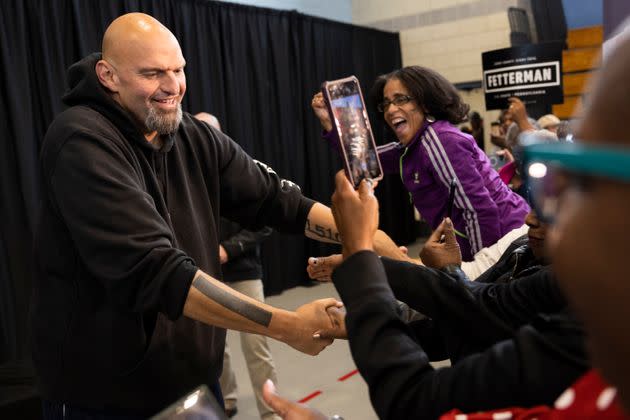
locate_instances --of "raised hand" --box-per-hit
[307,254,343,281]
[418,218,462,269]
[331,171,379,259]
[311,92,333,132]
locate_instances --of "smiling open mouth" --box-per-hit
[391,117,408,133]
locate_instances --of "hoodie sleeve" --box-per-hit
[47,132,198,320]
[208,128,315,234]
[423,126,501,254]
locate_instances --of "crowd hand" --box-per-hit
[331,171,379,259]
[311,92,333,132]
[307,245,408,282]
[307,254,342,281]
[508,96,531,131]
[496,148,515,163]
[262,380,328,420]
[418,218,462,269]
[314,305,347,340]
[219,245,228,264]
[286,298,343,355]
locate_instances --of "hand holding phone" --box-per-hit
[321,76,383,189]
[311,92,333,132]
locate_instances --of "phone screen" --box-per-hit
[323,76,383,189]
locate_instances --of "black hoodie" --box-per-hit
[32,53,314,415]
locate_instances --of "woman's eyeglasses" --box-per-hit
[523,141,630,223]
[377,95,415,112]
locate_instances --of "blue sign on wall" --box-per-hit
[562,0,603,29]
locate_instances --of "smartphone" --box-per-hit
[321,76,383,189]
[446,178,457,219]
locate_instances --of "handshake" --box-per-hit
[283,298,347,356]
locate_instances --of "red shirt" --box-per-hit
[441,370,628,419]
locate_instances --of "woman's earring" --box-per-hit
[426,114,436,123]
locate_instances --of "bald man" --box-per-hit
[33,13,407,418]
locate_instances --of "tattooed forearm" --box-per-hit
[192,275,272,327]
[305,219,342,243]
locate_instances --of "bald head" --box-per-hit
[577,36,630,145]
[96,13,187,140]
[102,13,181,67]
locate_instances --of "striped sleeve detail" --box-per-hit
[376,142,400,153]
[425,126,483,253]
[421,133,476,249]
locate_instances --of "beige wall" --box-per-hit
[353,0,532,151]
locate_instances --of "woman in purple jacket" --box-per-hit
[312,66,529,260]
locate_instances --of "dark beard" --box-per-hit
[145,104,183,135]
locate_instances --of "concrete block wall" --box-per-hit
[352,0,533,150]
[352,0,520,83]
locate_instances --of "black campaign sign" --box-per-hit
[482,43,563,110]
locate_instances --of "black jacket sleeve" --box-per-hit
[221,226,273,259]
[333,251,587,420]
[380,258,566,333]
[208,126,316,234]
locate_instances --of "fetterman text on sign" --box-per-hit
[482,43,563,110]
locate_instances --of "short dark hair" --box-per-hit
[370,66,470,125]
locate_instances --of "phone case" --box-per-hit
[321,76,384,189]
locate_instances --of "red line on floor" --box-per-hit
[298,390,322,403]
[338,369,359,381]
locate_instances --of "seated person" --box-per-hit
[266,172,588,419]
[421,208,548,285]
[266,34,630,420]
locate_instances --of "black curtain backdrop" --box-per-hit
[0,0,415,365]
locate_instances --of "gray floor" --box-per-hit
[224,237,448,419]
[225,281,377,419]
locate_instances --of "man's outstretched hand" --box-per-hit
[284,298,344,355]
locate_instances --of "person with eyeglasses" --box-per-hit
[442,32,630,420]
[257,172,588,420]
[312,66,529,262]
